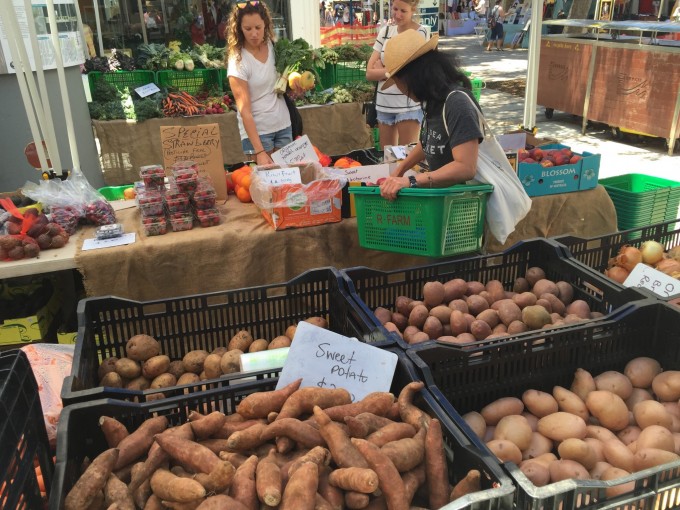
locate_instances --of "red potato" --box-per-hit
[65,449,119,510]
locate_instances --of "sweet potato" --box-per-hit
[398,382,430,430]
[213,418,266,439]
[259,418,324,449]
[366,422,417,447]
[380,427,426,472]
[229,455,258,510]
[237,378,303,419]
[323,392,394,422]
[403,464,426,503]
[351,438,407,510]
[65,448,119,510]
[195,494,248,510]
[314,406,369,469]
[99,416,129,448]
[280,460,319,510]
[226,422,268,451]
[278,387,352,420]
[318,466,344,510]
[255,454,282,507]
[197,438,232,455]
[194,460,235,493]
[276,435,295,454]
[114,416,168,470]
[315,492,336,510]
[131,463,152,510]
[345,413,396,438]
[425,419,450,510]
[218,451,248,469]
[450,469,481,502]
[344,491,370,509]
[189,411,227,440]
[161,499,205,509]
[104,473,135,510]
[150,468,205,503]
[154,433,221,474]
[287,446,332,477]
[328,467,379,493]
[144,494,163,510]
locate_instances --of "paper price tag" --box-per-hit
[135,83,160,98]
[257,167,302,186]
[623,263,680,298]
[275,322,397,402]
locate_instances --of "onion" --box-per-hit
[615,246,642,272]
[668,245,680,262]
[640,241,665,265]
[605,265,630,284]
[654,257,680,276]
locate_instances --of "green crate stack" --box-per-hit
[335,60,367,85]
[314,64,336,90]
[600,173,680,230]
[87,70,156,97]
[156,69,222,95]
[470,77,484,102]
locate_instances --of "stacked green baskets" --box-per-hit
[463,70,484,102]
[600,174,680,231]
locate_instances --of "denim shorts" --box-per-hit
[376,109,424,126]
[241,126,293,153]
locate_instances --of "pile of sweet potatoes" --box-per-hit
[62,381,483,510]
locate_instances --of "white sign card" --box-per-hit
[135,83,160,98]
[240,347,290,372]
[623,263,680,299]
[275,321,398,402]
[256,167,302,186]
[328,164,393,185]
[497,132,527,152]
[82,233,136,251]
[271,135,320,166]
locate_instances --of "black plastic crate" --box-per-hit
[341,238,650,350]
[50,349,514,510]
[555,218,680,302]
[1,350,54,510]
[62,268,390,406]
[407,301,680,510]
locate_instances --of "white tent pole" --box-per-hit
[45,0,81,169]
[22,0,62,173]
[92,0,105,56]
[522,0,543,130]
[0,2,50,173]
[138,0,148,44]
[658,0,667,18]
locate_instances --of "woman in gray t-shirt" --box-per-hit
[378,30,483,201]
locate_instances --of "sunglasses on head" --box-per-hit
[237,0,260,8]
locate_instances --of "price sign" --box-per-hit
[135,83,160,98]
[623,263,680,299]
[256,167,302,186]
[275,321,398,402]
[271,135,319,166]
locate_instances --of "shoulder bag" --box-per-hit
[443,90,531,244]
[284,93,304,139]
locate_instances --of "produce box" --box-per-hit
[156,69,221,96]
[1,350,54,509]
[341,238,651,350]
[87,70,156,96]
[405,301,680,510]
[555,217,680,302]
[62,267,391,406]
[349,183,493,257]
[50,349,515,510]
[599,174,680,231]
[517,144,601,197]
[250,162,343,230]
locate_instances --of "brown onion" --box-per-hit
[654,258,680,276]
[616,246,642,272]
[605,265,630,283]
[640,241,665,266]
[668,245,680,262]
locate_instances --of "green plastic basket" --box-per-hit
[335,60,367,84]
[87,70,156,96]
[600,174,680,230]
[98,185,133,201]
[471,77,484,101]
[349,183,493,257]
[314,64,336,90]
[156,69,222,95]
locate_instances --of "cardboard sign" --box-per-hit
[160,123,227,200]
[275,321,398,402]
[271,135,319,166]
[624,263,680,299]
[135,83,160,98]
[257,167,302,186]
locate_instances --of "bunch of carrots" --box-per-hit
[162,91,203,117]
[62,381,483,510]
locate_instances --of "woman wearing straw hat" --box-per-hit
[378,29,483,201]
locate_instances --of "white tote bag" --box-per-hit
[443,90,532,244]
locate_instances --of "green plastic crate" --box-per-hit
[98,185,133,201]
[87,70,156,96]
[156,69,222,95]
[349,183,493,257]
[470,77,484,102]
[335,60,367,84]
[600,174,680,230]
[314,64,336,90]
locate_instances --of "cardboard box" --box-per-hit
[57,331,78,344]
[328,163,397,218]
[503,129,558,148]
[251,162,343,230]
[0,283,60,346]
[579,151,601,191]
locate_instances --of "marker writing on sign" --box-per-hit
[315,343,368,383]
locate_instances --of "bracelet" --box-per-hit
[255,149,266,156]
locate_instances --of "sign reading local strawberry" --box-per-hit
[159,123,227,200]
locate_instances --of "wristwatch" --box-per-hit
[408,175,418,188]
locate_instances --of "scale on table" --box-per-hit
[24,141,69,180]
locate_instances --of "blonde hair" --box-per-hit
[225,1,276,63]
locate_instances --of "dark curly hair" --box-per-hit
[226,1,275,63]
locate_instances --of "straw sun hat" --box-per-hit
[381,30,439,90]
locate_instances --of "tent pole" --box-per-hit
[522,0,543,130]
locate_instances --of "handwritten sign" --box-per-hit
[275,321,398,402]
[160,123,227,200]
[82,233,136,251]
[271,134,319,166]
[328,164,393,185]
[624,263,680,299]
[135,83,160,98]
[256,167,302,186]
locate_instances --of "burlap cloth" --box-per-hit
[73,185,616,301]
[94,102,374,186]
